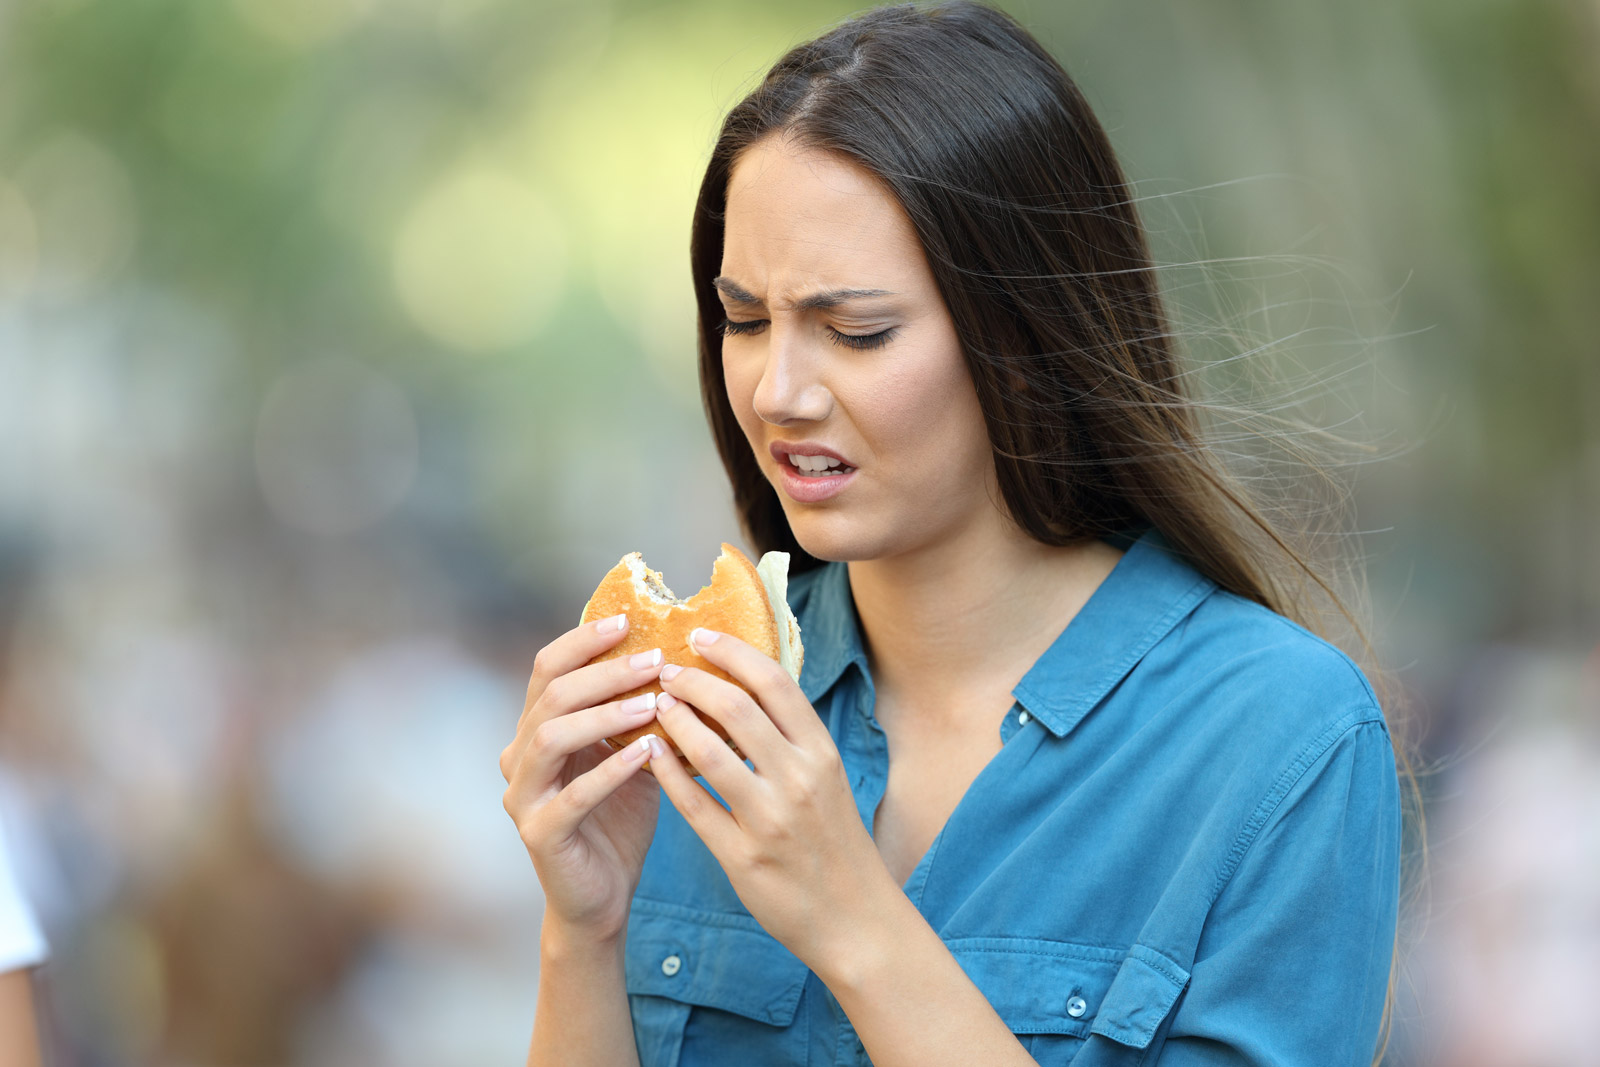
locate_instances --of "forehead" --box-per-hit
[721,135,928,293]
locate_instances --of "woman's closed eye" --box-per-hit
[718,318,898,351]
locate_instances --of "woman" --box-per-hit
[501,3,1407,1065]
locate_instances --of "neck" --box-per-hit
[845,521,1124,717]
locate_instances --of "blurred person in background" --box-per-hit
[0,807,46,1067]
[501,3,1414,1066]
[0,542,46,1067]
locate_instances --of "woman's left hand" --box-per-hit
[649,627,895,970]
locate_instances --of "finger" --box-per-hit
[538,735,659,840]
[503,643,663,782]
[647,729,737,853]
[656,662,785,769]
[521,612,633,725]
[516,691,663,790]
[655,690,757,811]
[533,646,667,727]
[682,627,823,744]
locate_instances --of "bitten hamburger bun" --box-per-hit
[579,543,803,777]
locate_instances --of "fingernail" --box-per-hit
[690,628,720,647]
[660,663,683,682]
[620,692,656,715]
[625,735,653,760]
[599,613,627,634]
[657,692,678,712]
[629,648,662,670]
[646,736,666,760]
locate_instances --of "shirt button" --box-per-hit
[661,954,682,977]
[1017,710,1032,726]
[1067,995,1087,1018]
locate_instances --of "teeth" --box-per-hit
[787,453,846,472]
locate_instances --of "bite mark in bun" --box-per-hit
[579,543,803,777]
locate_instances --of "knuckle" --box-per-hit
[717,692,757,726]
[790,773,823,809]
[554,780,589,817]
[530,719,562,754]
[540,674,569,710]
[499,745,515,781]
[687,738,728,776]
[808,744,844,779]
[530,646,555,682]
[759,659,788,692]
[676,785,707,821]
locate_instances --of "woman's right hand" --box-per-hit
[501,613,667,942]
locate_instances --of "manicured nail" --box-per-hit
[624,735,653,760]
[599,613,627,633]
[646,736,666,760]
[690,628,720,647]
[657,692,679,712]
[620,693,656,715]
[660,663,683,682]
[629,648,662,670]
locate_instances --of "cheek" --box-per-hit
[866,348,987,472]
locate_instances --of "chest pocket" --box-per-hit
[625,898,811,1067]
[948,939,1190,1067]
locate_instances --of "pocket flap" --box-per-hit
[625,898,810,1027]
[947,937,1123,1036]
[1089,944,1191,1049]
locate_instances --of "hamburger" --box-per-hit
[580,543,803,776]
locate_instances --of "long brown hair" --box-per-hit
[690,4,1420,1059]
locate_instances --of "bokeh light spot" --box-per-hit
[391,166,566,353]
[15,132,139,297]
[0,179,39,299]
[230,0,375,49]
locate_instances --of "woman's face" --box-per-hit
[719,134,998,563]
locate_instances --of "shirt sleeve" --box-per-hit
[0,809,47,973]
[1158,717,1401,1065]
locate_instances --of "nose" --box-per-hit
[751,325,832,426]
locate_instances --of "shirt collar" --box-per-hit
[795,526,1217,734]
[797,558,870,706]
[1012,527,1217,737]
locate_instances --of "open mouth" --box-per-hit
[785,455,857,478]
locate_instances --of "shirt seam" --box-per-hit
[939,940,1125,964]
[1206,705,1387,907]
[1128,943,1189,987]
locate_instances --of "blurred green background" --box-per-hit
[0,0,1595,1063]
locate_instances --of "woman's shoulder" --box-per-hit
[1149,585,1391,754]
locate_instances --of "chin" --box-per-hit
[779,508,896,564]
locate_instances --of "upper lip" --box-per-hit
[770,440,856,468]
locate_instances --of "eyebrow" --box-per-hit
[713,276,896,311]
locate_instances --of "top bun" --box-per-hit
[580,543,804,777]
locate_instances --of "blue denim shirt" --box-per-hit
[624,528,1401,1066]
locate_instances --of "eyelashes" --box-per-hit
[718,319,898,352]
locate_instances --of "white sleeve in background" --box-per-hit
[0,811,47,972]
